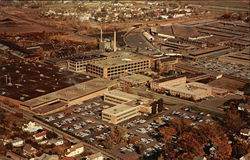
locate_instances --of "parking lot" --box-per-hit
[42,97,114,141]
[40,96,215,159]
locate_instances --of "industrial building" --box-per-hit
[86,52,151,79]
[163,82,227,100]
[19,78,118,115]
[0,62,95,105]
[219,48,250,66]
[68,54,107,72]
[151,76,187,90]
[119,74,153,87]
[185,46,232,60]
[154,57,179,73]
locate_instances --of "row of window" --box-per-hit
[117,109,137,118]
[107,61,149,70]
[117,111,138,122]
[107,64,148,73]
[105,96,127,103]
[87,70,103,76]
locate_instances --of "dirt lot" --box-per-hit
[208,77,247,91]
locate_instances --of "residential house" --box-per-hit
[34,131,47,141]
[23,144,38,157]
[11,137,24,147]
[65,143,84,157]
[240,128,250,137]
[240,153,250,160]
[22,122,43,133]
[47,138,64,146]
[31,153,59,160]
[86,152,104,160]
[193,156,207,160]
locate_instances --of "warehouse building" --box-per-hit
[19,78,118,115]
[219,48,250,66]
[86,52,151,79]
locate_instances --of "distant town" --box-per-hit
[0,1,249,160]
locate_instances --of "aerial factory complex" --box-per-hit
[0,1,249,160]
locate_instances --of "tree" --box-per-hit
[135,143,146,154]
[46,131,58,139]
[159,126,177,142]
[103,136,113,149]
[110,125,127,144]
[225,110,247,133]
[5,143,12,150]
[128,137,140,145]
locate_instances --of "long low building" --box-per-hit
[151,76,187,90]
[20,78,118,115]
[219,49,250,66]
[163,82,227,101]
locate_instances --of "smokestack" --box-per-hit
[100,28,103,42]
[114,31,117,52]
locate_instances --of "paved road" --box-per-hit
[125,28,155,50]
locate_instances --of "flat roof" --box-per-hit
[163,82,210,95]
[89,52,150,68]
[21,78,117,108]
[0,62,94,101]
[70,54,106,62]
[160,57,178,63]
[189,46,229,56]
[119,74,153,84]
[102,103,135,115]
[105,90,140,101]
[155,75,186,83]
[32,101,67,114]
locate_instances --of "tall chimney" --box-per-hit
[113,31,117,52]
[100,28,103,42]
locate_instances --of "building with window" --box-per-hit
[102,104,139,124]
[151,76,187,90]
[68,54,107,72]
[86,52,151,79]
[104,89,140,105]
[102,90,163,124]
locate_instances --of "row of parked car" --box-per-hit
[143,143,165,157]
[127,119,147,129]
